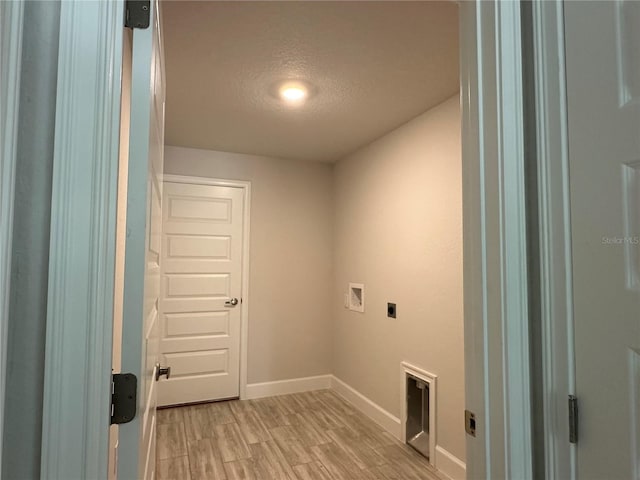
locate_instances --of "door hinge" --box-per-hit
[111,373,137,425]
[125,0,151,29]
[568,395,578,444]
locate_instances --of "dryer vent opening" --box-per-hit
[406,374,430,459]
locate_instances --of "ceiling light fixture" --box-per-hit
[278,81,309,105]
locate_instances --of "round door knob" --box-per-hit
[155,363,171,381]
[225,298,239,307]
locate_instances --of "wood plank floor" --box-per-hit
[156,389,444,480]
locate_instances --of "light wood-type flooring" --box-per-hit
[156,389,445,480]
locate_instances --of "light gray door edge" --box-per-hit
[0,0,25,474]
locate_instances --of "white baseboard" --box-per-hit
[244,374,332,400]
[435,445,466,480]
[330,375,402,439]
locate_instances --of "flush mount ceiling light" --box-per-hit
[277,81,310,105]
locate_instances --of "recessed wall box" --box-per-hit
[348,283,364,312]
[406,374,430,459]
[401,362,437,465]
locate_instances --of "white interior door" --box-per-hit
[564,1,640,478]
[158,181,245,406]
[117,1,165,479]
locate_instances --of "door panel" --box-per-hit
[165,311,230,336]
[158,182,244,407]
[117,1,165,478]
[565,1,640,478]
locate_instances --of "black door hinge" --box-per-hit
[568,395,578,444]
[125,0,151,29]
[111,373,137,425]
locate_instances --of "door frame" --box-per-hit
[529,1,576,478]
[39,1,125,479]
[162,174,252,401]
[461,1,534,478]
[37,0,544,477]
[0,0,25,472]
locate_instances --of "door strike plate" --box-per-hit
[465,409,477,437]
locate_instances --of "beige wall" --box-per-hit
[164,147,334,384]
[332,96,464,461]
[163,94,463,461]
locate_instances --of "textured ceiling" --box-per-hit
[162,1,459,162]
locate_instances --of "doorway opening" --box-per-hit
[114,2,466,480]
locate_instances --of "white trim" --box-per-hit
[400,362,437,466]
[460,2,532,478]
[245,375,332,400]
[0,1,24,472]
[162,174,252,400]
[531,1,576,478]
[435,446,467,480]
[40,2,124,478]
[459,4,488,475]
[496,4,533,478]
[330,375,401,439]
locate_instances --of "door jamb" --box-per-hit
[162,174,252,400]
[0,1,25,473]
[39,2,124,478]
[530,1,576,478]
[461,1,533,478]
